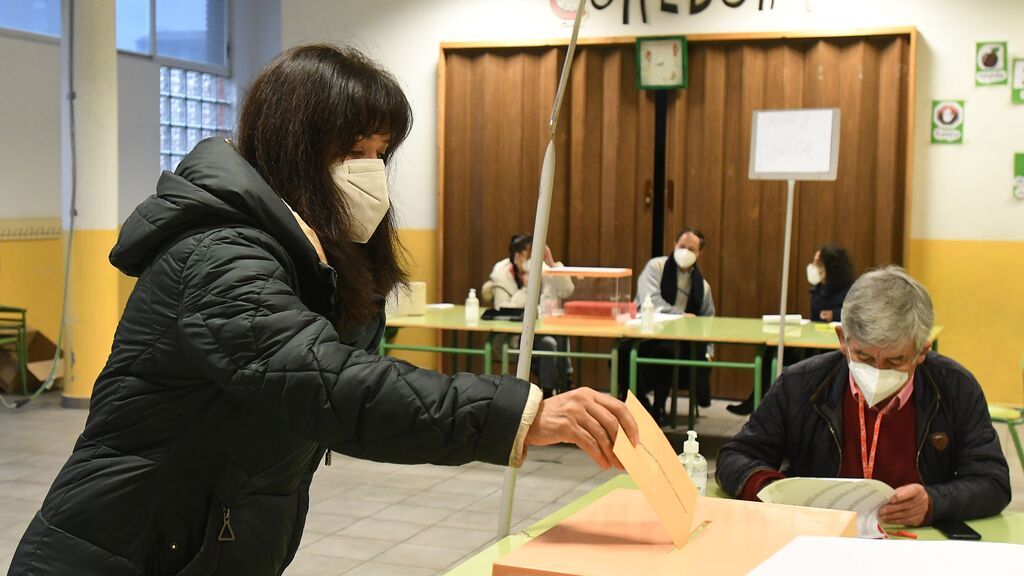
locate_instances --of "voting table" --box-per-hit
[443,475,1024,576]
[383,307,942,430]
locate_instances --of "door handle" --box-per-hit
[667,180,675,212]
[643,180,653,207]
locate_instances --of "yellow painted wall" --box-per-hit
[119,273,136,311]
[0,228,441,394]
[0,238,64,341]
[908,239,1024,405]
[391,228,440,371]
[63,230,121,401]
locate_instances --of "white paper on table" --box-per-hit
[425,303,455,309]
[750,536,1024,576]
[757,477,894,538]
[761,314,807,325]
[761,323,803,336]
[624,313,684,326]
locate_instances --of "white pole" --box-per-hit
[776,180,796,378]
[497,0,586,539]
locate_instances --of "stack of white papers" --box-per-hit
[625,313,684,326]
[762,314,807,324]
[751,536,1024,575]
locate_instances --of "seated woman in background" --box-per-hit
[808,243,855,322]
[489,233,573,310]
[728,243,857,415]
[488,233,574,396]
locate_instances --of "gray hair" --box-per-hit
[841,266,934,350]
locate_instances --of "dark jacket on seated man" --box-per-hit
[716,350,1011,525]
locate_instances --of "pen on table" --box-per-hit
[886,529,918,539]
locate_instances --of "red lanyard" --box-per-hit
[856,395,885,480]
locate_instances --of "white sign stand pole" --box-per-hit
[749,107,839,381]
[776,179,796,378]
[497,0,586,539]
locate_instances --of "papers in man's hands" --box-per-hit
[757,477,893,538]
[612,391,698,548]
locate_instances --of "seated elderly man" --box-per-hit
[716,267,1010,526]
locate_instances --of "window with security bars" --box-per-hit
[159,66,234,172]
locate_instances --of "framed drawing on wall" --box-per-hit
[636,36,687,90]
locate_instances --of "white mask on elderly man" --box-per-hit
[848,359,911,407]
[331,158,390,243]
[806,263,823,286]
[674,248,697,269]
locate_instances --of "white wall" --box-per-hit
[0,33,157,224]
[0,0,282,225]
[0,34,61,219]
[281,0,1024,240]
[233,0,282,101]
[117,55,160,222]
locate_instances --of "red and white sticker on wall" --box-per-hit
[549,0,586,20]
[931,100,964,145]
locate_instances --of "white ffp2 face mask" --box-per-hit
[806,263,823,286]
[331,158,390,243]
[848,360,910,407]
[674,248,697,269]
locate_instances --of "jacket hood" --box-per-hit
[110,138,321,279]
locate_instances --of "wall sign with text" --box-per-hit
[931,100,964,145]
[1015,153,1024,200]
[975,41,1008,86]
[550,0,777,25]
[1012,58,1024,104]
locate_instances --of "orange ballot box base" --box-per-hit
[492,488,856,576]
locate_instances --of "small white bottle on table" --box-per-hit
[679,430,707,496]
[465,288,479,323]
[640,294,656,333]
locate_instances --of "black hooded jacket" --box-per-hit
[8,139,531,575]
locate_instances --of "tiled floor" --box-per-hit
[0,392,1021,575]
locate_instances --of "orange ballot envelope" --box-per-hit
[610,391,697,548]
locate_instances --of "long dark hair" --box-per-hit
[236,44,411,327]
[819,243,855,295]
[508,233,533,289]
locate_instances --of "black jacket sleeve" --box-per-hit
[177,229,531,466]
[924,371,1012,523]
[715,375,791,497]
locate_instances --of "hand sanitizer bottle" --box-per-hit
[679,430,707,496]
[465,288,479,323]
[640,295,656,332]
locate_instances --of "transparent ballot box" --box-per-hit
[540,266,634,324]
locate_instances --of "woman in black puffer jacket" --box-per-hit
[8,45,636,576]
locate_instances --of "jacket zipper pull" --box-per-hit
[217,507,236,542]
[325,450,332,466]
